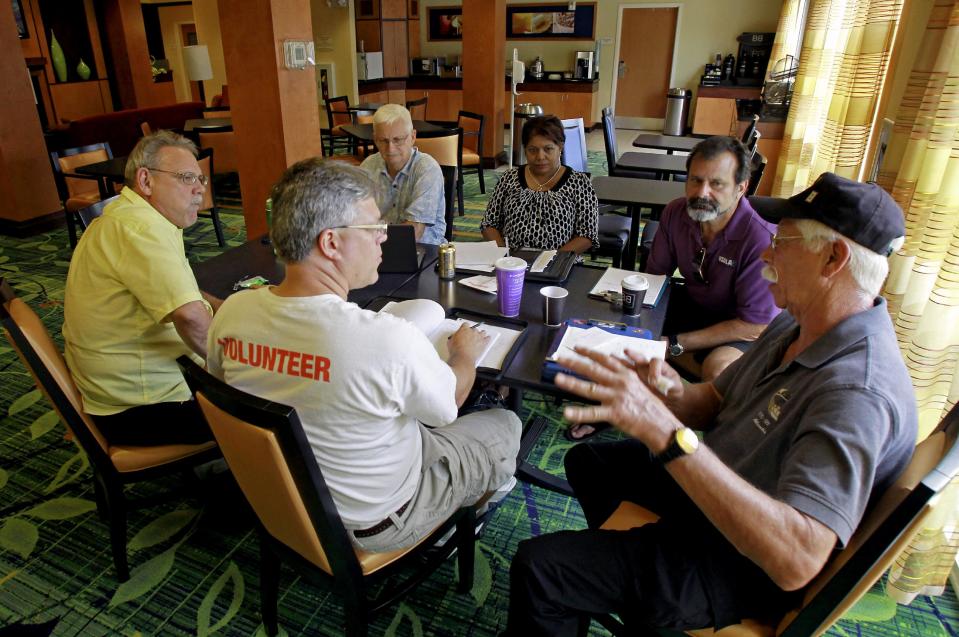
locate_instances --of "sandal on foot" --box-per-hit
[563,422,611,442]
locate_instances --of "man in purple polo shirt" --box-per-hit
[646,135,778,380]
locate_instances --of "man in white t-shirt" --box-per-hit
[206,158,521,553]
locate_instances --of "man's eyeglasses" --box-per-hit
[333,223,389,237]
[769,234,805,250]
[148,167,209,187]
[374,134,410,147]
[692,247,708,285]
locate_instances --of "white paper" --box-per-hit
[530,250,556,273]
[549,326,666,363]
[453,241,508,267]
[458,275,497,294]
[589,267,668,307]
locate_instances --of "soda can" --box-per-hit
[438,243,456,279]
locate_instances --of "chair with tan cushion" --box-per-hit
[196,147,226,246]
[579,402,959,637]
[457,110,486,195]
[198,131,238,175]
[325,95,354,156]
[0,279,219,582]
[50,143,114,249]
[415,127,464,216]
[76,195,119,231]
[406,96,428,121]
[177,355,480,637]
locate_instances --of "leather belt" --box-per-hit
[352,499,412,538]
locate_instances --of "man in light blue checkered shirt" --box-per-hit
[360,104,446,245]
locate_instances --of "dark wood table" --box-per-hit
[341,120,447,142]
[184,117,233,132]
[632,133,701,154]
[617,152,688,178]
[377,263,670,494]
[75,156,128,199]
[591,176,685,270]
[191,236,439,308]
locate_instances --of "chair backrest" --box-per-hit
[457,110,485,155]
[746,128,761,158]
[50,143,113,200]
[177,356,359,579]
[601,107,619,176]
[196,147,215,211]
[406,97,427,121]
[77,195,120,230]
[356,113,374,125]
[741,114,759,144]
[746,152,767,197]
[776,403,959,636]
[326,95,352,128]
[415,127,463,169]
[198,131,238,174]
[440,165,456,241]
[560,117,588,173]
[139,121,152,137]
[0,279,112,460]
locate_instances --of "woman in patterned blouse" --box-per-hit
[481,116,599,253]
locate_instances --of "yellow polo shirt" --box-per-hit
[63,187,207,415]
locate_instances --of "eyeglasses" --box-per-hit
[769,234,805,250]
[692,247,708,285]
[332,223,389,236]
[374,134,411,147]
[148,167,208,187]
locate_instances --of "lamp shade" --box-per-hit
[183,45,213,82]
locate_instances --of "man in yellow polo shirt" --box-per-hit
[63,131,222,445]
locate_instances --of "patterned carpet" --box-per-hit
[0,156,955,636]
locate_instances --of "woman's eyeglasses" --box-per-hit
[692,247,708,285]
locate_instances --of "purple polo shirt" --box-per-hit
[646,196,780,325]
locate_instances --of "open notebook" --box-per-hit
[380,299,524,371]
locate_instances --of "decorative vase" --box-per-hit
[49,31,68,83]
[76,58,91,80]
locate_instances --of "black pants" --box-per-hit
[663,285,751,358]
[92,400,214,446]
[504,439,793,636]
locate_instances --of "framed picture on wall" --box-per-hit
[427,7,462,42]
[12,0,28,38]
[317,62,336,105]
[506,2,596,40]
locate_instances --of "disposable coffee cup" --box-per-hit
[621,274,649,316]
[540,286,569,326]
[495,256,527,317]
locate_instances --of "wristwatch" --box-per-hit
[653,426,699,465]
[667,334,684,357]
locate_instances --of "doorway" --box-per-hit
[612,5,680,128]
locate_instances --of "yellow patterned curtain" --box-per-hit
[772,0,903,196]
[878,2,959,602]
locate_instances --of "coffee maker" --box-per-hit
[574,51,594,79]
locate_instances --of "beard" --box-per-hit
[686,197,725,222]
[761,265,779,283]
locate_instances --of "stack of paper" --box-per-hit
[453,241,509,272]
[549,326,667,363]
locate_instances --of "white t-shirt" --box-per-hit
[206,288,459,527]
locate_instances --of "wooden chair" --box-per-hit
[139,121,152,137]
[198,131,238,174]
[457,111,486,194]
[406,97,428,121]
[196,147,226,246]
[0,280,219,581]
[50,142,114,249]
[416,127,464,215]
[579,403,959,637]
[601,107,657,179]
[325,95,354,156]
[76,195,119,231]
[440,165,456,241]
[177,356,479,637]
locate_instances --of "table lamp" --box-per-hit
[183,45,213,106]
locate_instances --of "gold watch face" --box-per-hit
[676,427,699,455]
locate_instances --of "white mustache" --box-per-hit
[761,265,779,283]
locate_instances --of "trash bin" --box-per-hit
[663,88,691,136]
[513,103,544,165]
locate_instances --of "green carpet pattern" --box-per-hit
[0,159,954,636]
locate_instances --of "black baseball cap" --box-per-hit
[750,172,905,256]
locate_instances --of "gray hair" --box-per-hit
[793,219,889,296]
[372,103,413,129]
[124,130,198,186]
[269,158,375,263]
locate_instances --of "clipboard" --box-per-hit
[541,318,655,383]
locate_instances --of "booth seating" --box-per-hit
[57,102,206,157]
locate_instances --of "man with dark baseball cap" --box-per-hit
[504,172,916,635]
